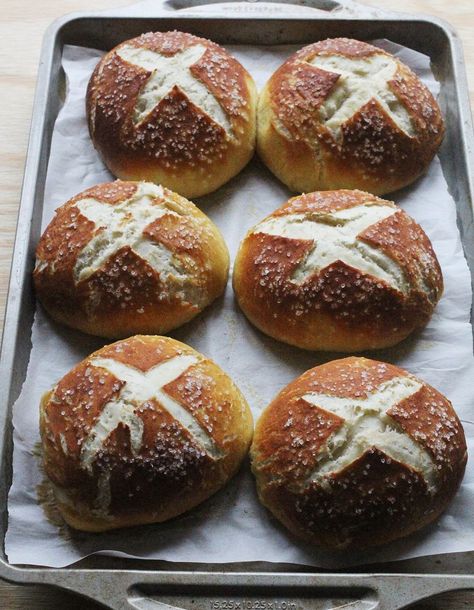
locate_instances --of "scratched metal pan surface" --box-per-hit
[1,0,474,608]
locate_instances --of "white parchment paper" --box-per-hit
[6,41,474,568]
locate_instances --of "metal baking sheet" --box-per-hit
[1,0,474,608]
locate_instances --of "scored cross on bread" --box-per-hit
[301,376,436,492]
[233,189,443,351]
[251,357,467,549]
[257,38,444,194]
[115,44,232,134]
[77,352,222,514]
[82,354,222,473]
[254,203,407,291]
[72,184,189,285]
[34,181,229,338]
[309,53,415,142]
[87,31,257,198]
[40,335,253,532]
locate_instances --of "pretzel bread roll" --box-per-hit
[251,357,467,549]
[87,31,257,198]
[34,181,229,338]
[40,335,253,532]
[233,190,443,351]
[257,38,444,194]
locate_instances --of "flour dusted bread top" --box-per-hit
[233,189,443,351]
[87,31,257,198]
[34,181,229,338]
[251,357,467,549]
[257,38,444,194]
[40,335,253,532]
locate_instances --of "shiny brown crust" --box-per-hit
[257,38,444,194]
[251,357,467,549]
[40,335,253,532]
[233,190,443,352]
[87,31,257,198]
[34,181,229,338]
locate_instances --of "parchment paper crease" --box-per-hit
[6,40,474,567]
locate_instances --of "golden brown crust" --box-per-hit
[34,181,229,338]
[257,38,444,195]
[40,335,253,532]
[87,31,257,198]
[233,190,443,352]
[251,357,467,549]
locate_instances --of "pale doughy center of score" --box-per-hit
[302,376,438,493]
[117,44,232,135]
[78,354,222,515]
[308,53,415,141]
[255,203,410,292]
